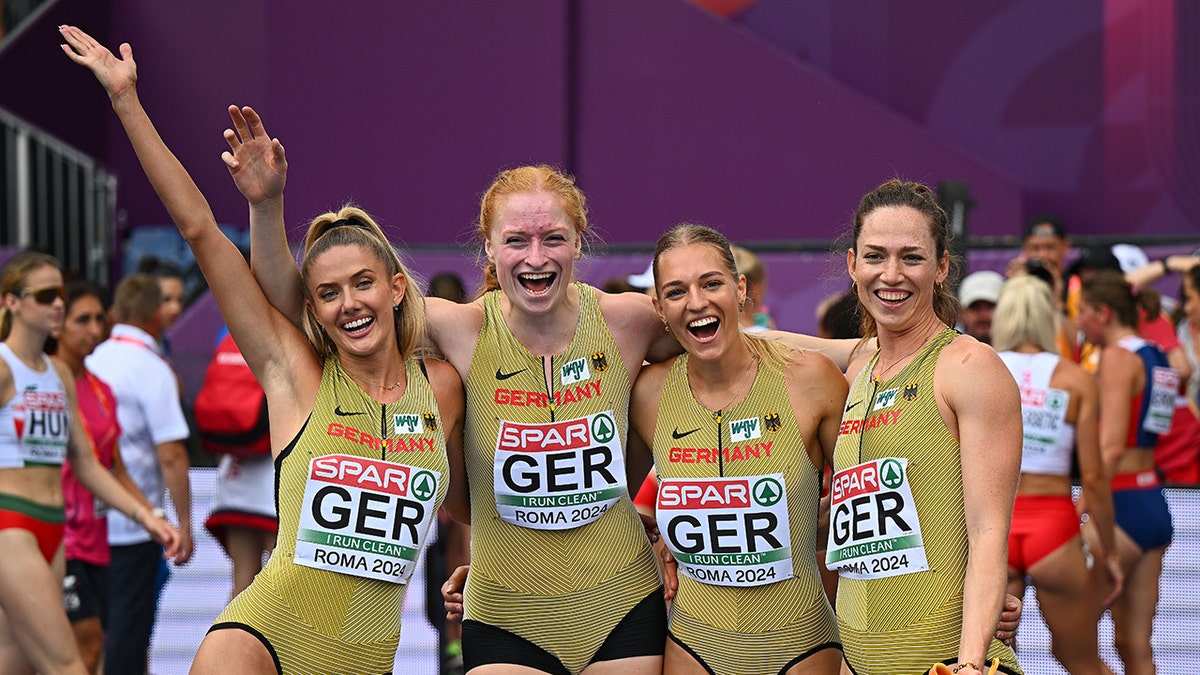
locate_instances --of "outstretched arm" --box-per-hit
[60,26,316,419]
[222,105,306,326]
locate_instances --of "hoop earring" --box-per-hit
[850,283,858,295]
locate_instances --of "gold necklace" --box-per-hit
[348,371,404,393]
[694,355,758,416]
[873,328,941,382]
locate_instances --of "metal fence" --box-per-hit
[0,106,116,282]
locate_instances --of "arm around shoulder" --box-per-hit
[426,358,468,524]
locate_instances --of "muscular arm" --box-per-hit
[939,341,1021,668]
[62,25,320,440]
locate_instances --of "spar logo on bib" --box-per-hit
[658,474,793,587]
[494,412,627,530]
[826,457,928,580]
[295,454,440,584]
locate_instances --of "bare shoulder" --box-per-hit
[422,357,463,391]
[597,286,657,328]
[426,296,483,362]
[49,357,73,387]
[782,349,845,389]
[633,357,673,397]
[939,334,1008,376]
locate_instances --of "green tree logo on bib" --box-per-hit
[752,477,784,507]
[591,413,616,444]
[880,459,905,489]
[411,470,437,501]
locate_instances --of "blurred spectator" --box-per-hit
[428,272,467,304]
[731,245,774,331]
[198,327,277,599]
[816,290,861,340]
[86,274,193,675]
[957,270,1004,344]
[601,277,639,294]
[1167,264,1200,484]
[135,257,185,354]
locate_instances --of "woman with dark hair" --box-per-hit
[1077,269,1177,674]
[830,180,1022,674]
[992,275,1119,674]
[630,224,844,675]
[52,280,172,675]
[63,25,465,674]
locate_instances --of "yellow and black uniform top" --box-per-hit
[652,353,838,675]
[214,357,448,675]
[463,284,660,675]
[831,328,1020,675]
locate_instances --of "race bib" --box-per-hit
[493,411,627,530]
[15,389,69,466]
[826,458,928,580]
[1144,367,1180,435]
[295,454,439,584]
[1020,388,1068,457]
[658,474,793,587]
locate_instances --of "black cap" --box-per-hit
[1067,246,1122,278]
[1023,214,1066,240]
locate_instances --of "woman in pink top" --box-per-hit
[52,280,164,674]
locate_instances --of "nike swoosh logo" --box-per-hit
[334,406,365,417]
[671,427,700,440]
[844,400,862,413]
[496,368,527,381]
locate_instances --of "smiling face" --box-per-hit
[848,205,949,335]
[304,244,405,357]
[484,190,581,316]
[654,242,746,360]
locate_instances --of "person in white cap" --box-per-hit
[626,260,656,297]
[958,270,1005,344]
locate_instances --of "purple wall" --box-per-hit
[732,0,1200,237]
[7,0,1025,251]
[3,0,1195,260]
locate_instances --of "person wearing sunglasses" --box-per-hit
[0,251,181,674]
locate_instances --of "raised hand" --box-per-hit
[222,105,288,205]
[59,25,137,99]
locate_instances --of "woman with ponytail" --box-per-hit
[63,26,466,674]
[1078,269,1177,674]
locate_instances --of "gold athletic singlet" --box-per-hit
[214,357,448,675]
[653,354,838,675]
[829,329,1020,674]
[463,284,660,674]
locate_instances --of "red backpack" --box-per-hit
[193,333,271,456]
